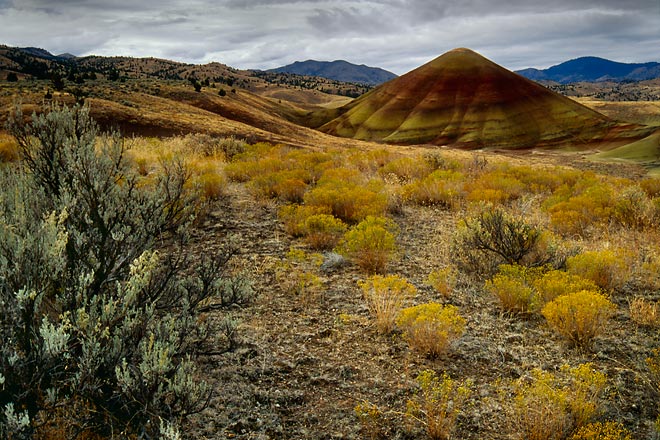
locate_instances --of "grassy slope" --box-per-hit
[0,78,382,151]
[319,49,650,149]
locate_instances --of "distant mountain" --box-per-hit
[318,48,646,149]
[268,60,397,85]
[516,57,660,83]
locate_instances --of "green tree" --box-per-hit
[6,72,18,82]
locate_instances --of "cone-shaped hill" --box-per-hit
[318,48,643,148]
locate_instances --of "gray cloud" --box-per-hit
[0,0,658,74]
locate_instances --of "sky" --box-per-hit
[0,0,658,75]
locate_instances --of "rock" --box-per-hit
[320,252,346,273]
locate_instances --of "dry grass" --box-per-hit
[629,297,660,327]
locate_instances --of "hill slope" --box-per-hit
[319,48,646,149]
[268,60,397,85]
[517,57,660,83]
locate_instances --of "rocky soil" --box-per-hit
[187,174,660,439]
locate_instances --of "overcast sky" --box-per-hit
[0,0,658,74]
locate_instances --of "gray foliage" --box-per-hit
[0,104,251,438]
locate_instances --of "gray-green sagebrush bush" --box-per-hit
[0,104,249,438]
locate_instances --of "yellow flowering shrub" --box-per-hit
[542,290,616,347]
[426,267,457,299]
[302,214,347,250]
[511,364,607,440]
[339,216,398,274]
[566,250,631,291]
[485,264,545,314]
[396,303,465,357]
[569,422,633,440]
[406,370,472,440]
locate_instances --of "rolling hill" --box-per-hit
[268,59,397,85]
[517,56,660,83]
[317,48,649,149]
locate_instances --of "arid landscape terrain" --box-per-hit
[2,43,660,440]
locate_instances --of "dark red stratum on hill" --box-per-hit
[319,48,644,149]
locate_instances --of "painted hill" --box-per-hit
[517,57,660,84]
[268,60,397,85]
[318,48,647,149]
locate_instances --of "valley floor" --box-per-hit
[186,149,660,439]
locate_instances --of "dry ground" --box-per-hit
[183,147,660,439]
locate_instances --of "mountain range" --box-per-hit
[0,43,655,152]
[516,57,660,83]
[268,59,397,85]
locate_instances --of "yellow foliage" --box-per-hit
[402,169,465,208]
[485,264,545,314]
[396,303,465,357]
[533,270,600,304]
[511,364,607,440]
[566,250,631,291]
[278,204,331,237]
[354,401,384,440]
[194,171,226,200]
[339,216,398,274]
[0,133,20,162]
[248,169,310,201]
[640,177,660,198]
[406,370,472,440]
[359,274,416,334]
[466,169,525,204]
[378,155,433,182]
[426,267,456,299]
[542,290,615,347]
[569,421,633,440]
[302,214,347,250]
[304,169,388,223]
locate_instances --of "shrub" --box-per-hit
[485,264,545,314]
[426,267,457,299]
[302,214,347,250]
[566,250,631,291]
[378,155,432,182]
[569,422,633,440]
[628,297,660,327]
[249,169,309,201]
[339,216,398,274]
[396,303,465,357]
[613,185,655,229]
[304,169,387,223]
[406,370,472,440]
[545,180,616,236]
[640,177,660,198]
[0,133,19,163]
[533,270,600,304]
[542,290,615,347]
[359,274,416,334]
[354,401,385,440]
[278,204,331,237]
[403,170,465,208]
[511,364,607,440]
[0,104,244,438]
[466,169,525,204]
[453,206,550,275]
[511,369,570,440]
[195,171,226,200]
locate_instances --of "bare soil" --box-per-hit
[186,163,660,439]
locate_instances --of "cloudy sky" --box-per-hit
[0,0,658,74]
